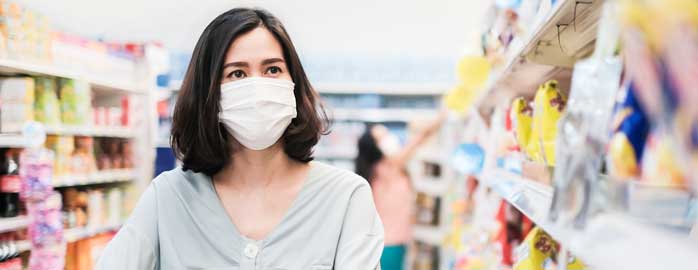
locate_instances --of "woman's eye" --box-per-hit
[265,66,282,75]
[228,70,246,79]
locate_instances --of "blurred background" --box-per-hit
[0,0,697,269]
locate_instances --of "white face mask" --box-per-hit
[218,77,296,150]
[378,132,401,156]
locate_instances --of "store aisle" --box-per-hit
[0,0,697,270]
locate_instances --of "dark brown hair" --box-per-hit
[171,8,328,176]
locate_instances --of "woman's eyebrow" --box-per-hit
[261,58,285,65]
[223,61,249,68]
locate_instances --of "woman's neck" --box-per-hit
[215,141,295,190]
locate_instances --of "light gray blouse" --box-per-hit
[95,162,384,270]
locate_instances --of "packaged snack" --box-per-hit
[607,82,650,179]
[28,244,66,270]
[44,135,74,178]
[71,137,96,175]
[641,133,687,188]
[456,56,491,89]
[26,192,63,247]
[527,80,566,165]
[495,200,531,266]
[0,77,34,133]
[451,143,485,175]
[59,79,91,126]
[444,84,476,114]
[513,227,586,270]
[19,147,54,202]
[33,77,61,126]
[510,97,532,152]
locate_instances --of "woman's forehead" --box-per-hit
[225,27,284,62]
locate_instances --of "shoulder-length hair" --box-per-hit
[171,8,328,176]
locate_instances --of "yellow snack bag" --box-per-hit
[444,84,476,113]
[528,80,566,165]
[456,56,491,89]
[514,227,586,270]
[510,97,533,153]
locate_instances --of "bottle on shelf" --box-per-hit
[0,149,21,218]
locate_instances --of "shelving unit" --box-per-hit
[0,16,157,262]
[43,125,136,138]
[0,59,148,95]
[413,225,447,246]
[473,0,603,113]
[314,82,449,95]
[53,169,136,188]
[64,223,123,243]
[0,216,30,233]
[480,169,698,270]
[0,134,29,148]
[330,108,437,122]
[16,240,31,253]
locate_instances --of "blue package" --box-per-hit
[451,143,485,175]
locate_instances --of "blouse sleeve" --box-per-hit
[334,183,385,270]
[95,183,160,270]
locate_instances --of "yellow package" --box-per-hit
[608,133,640,179]
[45,135,75,178]
[514,227,586,270]
[456,56,491,89]
[510,97,533,152]
[527,80,566,165]
[444,84,476,113]
[642,135,687,188]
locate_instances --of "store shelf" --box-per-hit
[0,58,147,95]
[481,169,698,270]
[16,240,31,253]
[329,108,437,122]
[64,223,122,242]
[473,0,603,112]
[44,125,136,138]
[0,216,30,233]
[53,169,135,188]
[413,225,446,246]
[413,178,450,196]
[314,82,449,95]
[0,134,28,148]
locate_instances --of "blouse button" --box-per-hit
[244,243,259,259]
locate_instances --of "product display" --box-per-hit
[0,149,21,218]
[0,1,150,268]
[58,79,91,126]
[0,78,34,133]
[416,192,442,226]
[1,0,697,269]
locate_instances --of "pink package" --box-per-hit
[19,148,55,202]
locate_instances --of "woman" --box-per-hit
[97,8,384,269]
[355,115,445,270]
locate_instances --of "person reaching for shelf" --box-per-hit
[355,110,447,270]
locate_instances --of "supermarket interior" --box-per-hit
[0,0,697,269]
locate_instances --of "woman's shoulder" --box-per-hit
[307,161,370,193]
[149,167,213,201]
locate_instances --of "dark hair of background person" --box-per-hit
[355,124,384,183]
[171,8,329,176]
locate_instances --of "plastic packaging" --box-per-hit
[19,148,54,202]
[26,192,63,247]
[527,80,566,165]
[58,79,91,126]
[33,77,61,126]
[607,82,650,180]
[513,227,586,270]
